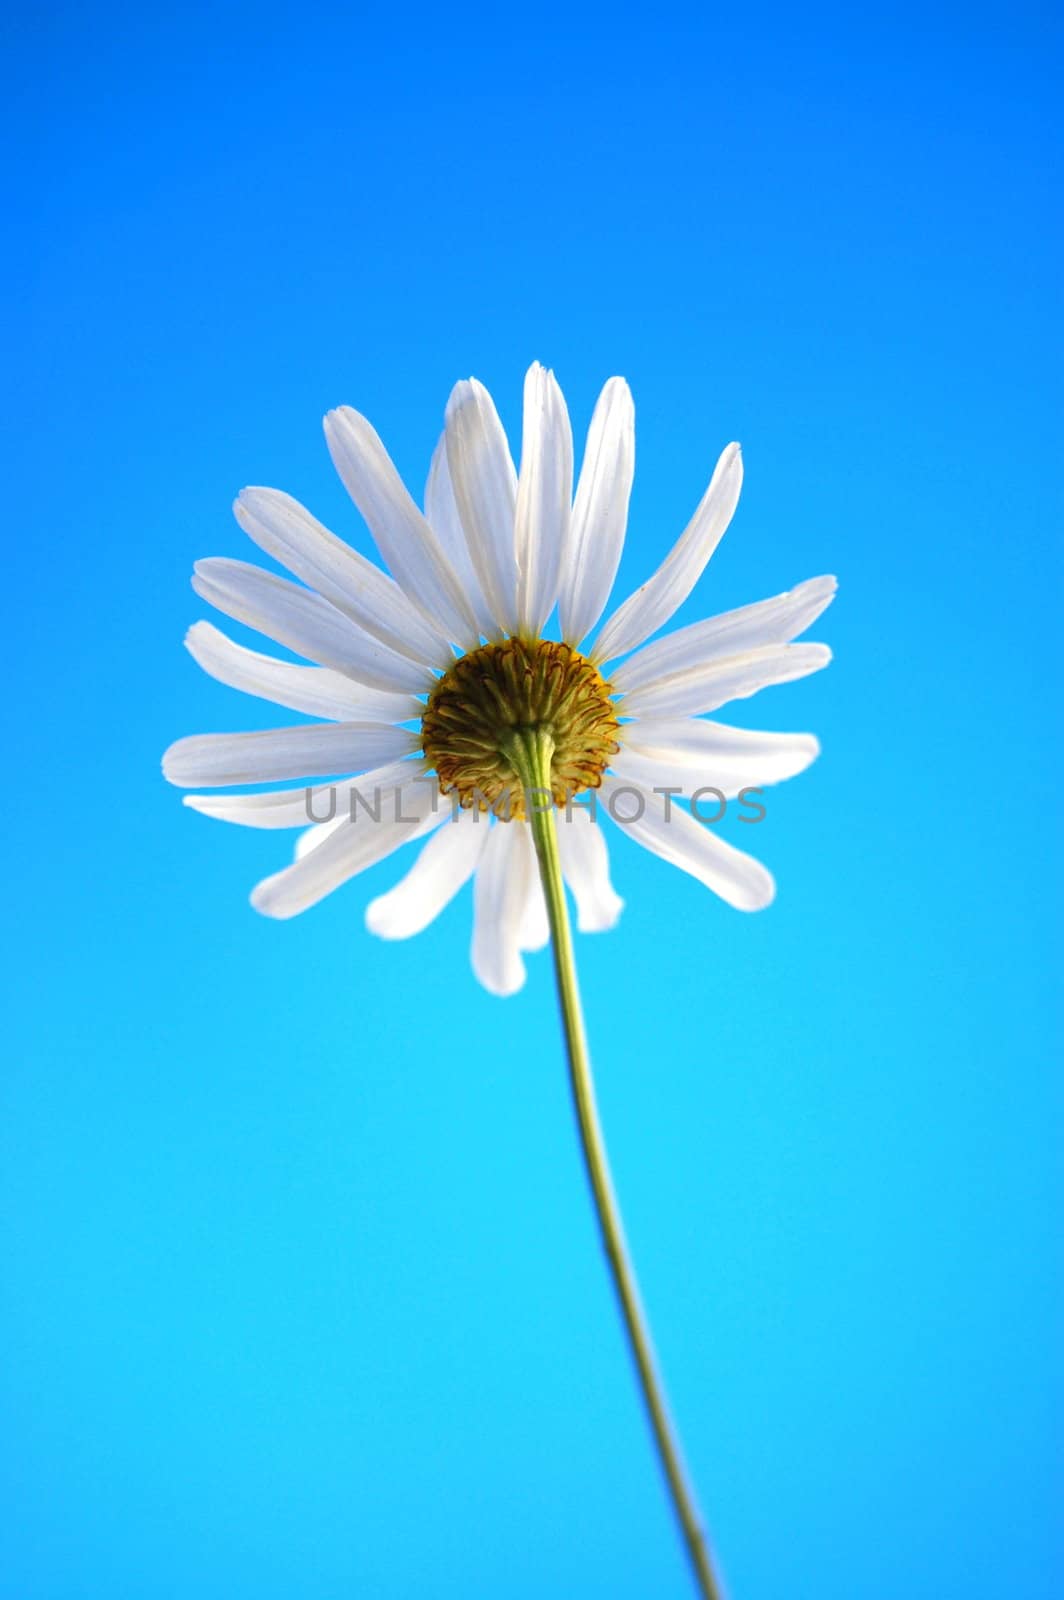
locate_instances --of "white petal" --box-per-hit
[251,778,444,920]
[514,363,573,637]
[185,622,421,723]
[556,807,624,931]
[612,719,820,797]
[324,406,478,649]
[366,804,487,939]
[162,722,418,788]
[181,758,424,828]
[514,822,550,951]
[471,822,530,996]
[444,379,519,636]
[600,776,774,912]
[192,558,433,693]
[424,434,495,639]
[611,576,837,694]
[592,442,743,662]
[234,488,447,663]
[619,642,831,720]
[558,377,635,646]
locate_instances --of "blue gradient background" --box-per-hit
[3,5,1060,1597]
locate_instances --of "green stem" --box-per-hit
[510,729,725,1600]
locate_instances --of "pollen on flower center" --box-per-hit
[420,638,620,819]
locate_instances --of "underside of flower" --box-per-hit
[421,637,620,818]
[165,362,834,952]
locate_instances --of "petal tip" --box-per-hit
[738,871,776,912]
[161,740,188,786]
[249,877,291,919]
[578,895,625,933]
[478,970,526,998]
[364,898,400,940]
[323,405,358,443]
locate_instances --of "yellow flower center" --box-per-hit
[421,638,620,819]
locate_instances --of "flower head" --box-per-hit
[164,363,834,994]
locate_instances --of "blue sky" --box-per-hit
[4,4,1061,1597]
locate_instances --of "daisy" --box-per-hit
[163,364,833,1600]
[163,364,834,998]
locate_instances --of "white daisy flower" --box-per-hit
[163,363,835,1598]
[163,363,834,996]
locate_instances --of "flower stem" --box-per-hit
[513,729,725,1600]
